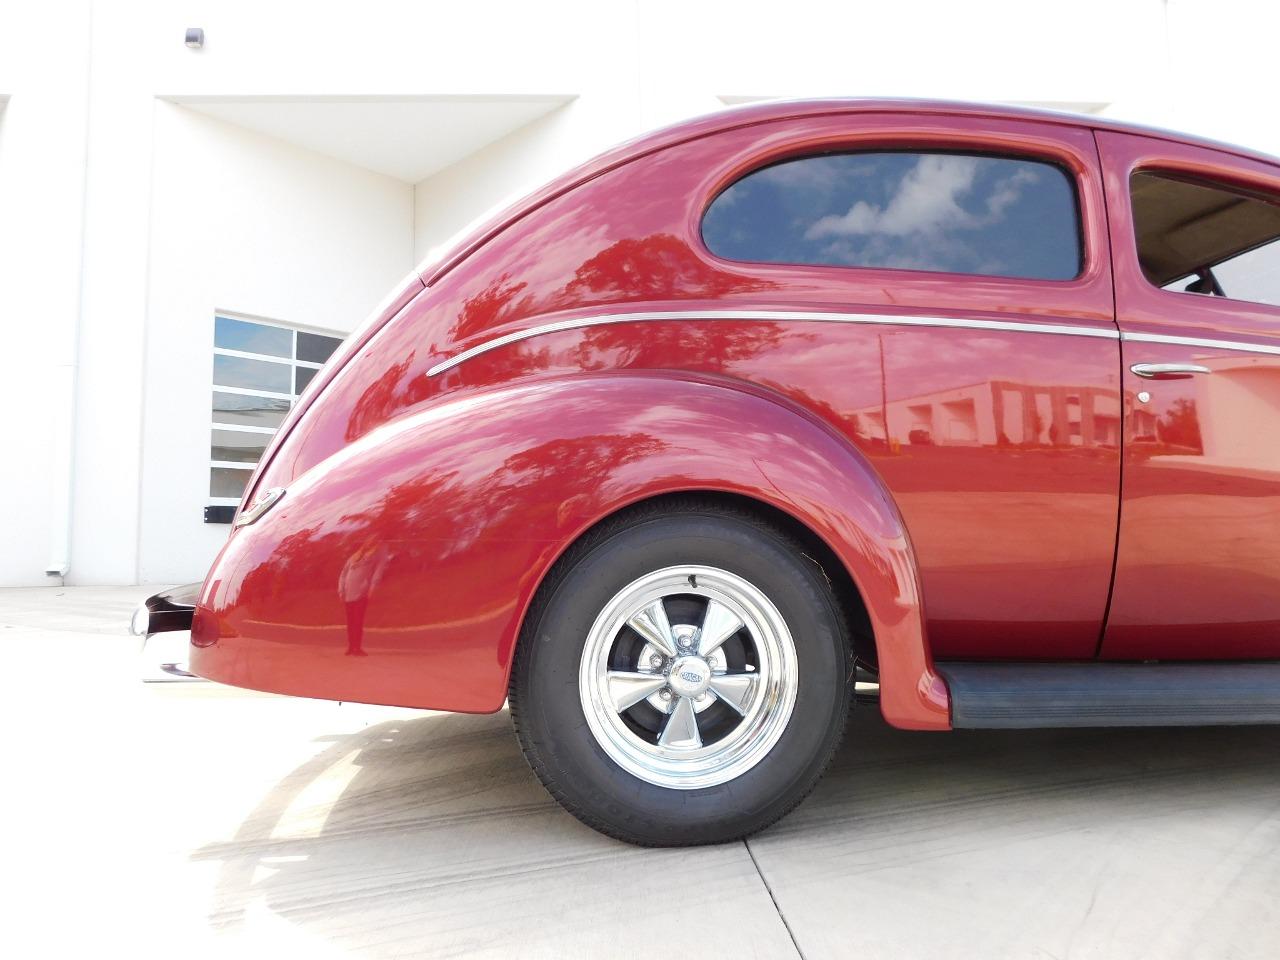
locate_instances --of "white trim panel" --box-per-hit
[213,346,326,369]
[426,309,1121,377]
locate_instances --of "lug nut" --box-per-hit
[650,654,663,668]
[659,689,671,701]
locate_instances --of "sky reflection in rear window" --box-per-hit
[702,152,1081,281]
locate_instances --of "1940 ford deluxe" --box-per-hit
[134,99,1280,845]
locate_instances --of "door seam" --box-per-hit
[1090,126,1125,660]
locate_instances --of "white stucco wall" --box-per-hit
[136,104,412,584]
[0,0,1277,585]
[0,1,93,586]
[413,103,592,266]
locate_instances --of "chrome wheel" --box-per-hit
[579,565,798,789]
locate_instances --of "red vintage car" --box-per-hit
[134,99,1280,845]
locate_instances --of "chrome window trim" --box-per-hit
[1121,330,1280,357]
[426,309,1120,376]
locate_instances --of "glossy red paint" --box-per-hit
[189,99,1280,732]
[1096,131,1280,659]
[193,373,947,727]
[237,269,425,519]
[259,111,1120,663]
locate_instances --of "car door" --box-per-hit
[1097,130,1280,659]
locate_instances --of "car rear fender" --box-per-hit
[190,371,949,730]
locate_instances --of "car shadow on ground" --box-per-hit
[191,705,1280,958]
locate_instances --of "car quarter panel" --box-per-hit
[252,111,1121,664]
[189,374,950,729]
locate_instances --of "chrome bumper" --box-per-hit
[130,582,201,637]
[131,582,202,681]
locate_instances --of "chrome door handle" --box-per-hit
[1130,362,1212,380]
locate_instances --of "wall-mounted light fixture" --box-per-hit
[185,28,204,49]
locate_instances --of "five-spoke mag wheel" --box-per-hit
[580,565,798,789]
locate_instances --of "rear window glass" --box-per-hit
[702,151,1082,280]
[1131,171,1280,308]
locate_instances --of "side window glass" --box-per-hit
[702,151,1082,280]
[1131,171,1280,308]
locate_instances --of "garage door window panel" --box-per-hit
[209,315,342,506]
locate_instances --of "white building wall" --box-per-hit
[414,103,595,265]
[0,1,93,586]
[0,0,1277,586]
[137,104,412,584]
[70,2,174,584]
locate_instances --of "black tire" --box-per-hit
[509,499,852,846]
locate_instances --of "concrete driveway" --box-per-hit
[5,586,1279,959]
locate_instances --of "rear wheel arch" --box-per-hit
[512,490,876,671]
[484,375,949,730]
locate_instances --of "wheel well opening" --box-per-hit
[525,490,877,670]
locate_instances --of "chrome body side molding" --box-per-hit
[1121,330,1280,357]
[426,309,1122,376]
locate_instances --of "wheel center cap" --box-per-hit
[667,655,711,698]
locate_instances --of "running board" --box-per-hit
[937,662,1280,729]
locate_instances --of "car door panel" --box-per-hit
[1097,130,1280,659]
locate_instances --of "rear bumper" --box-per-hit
[130,582,201,637]
[131,583,202,681]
